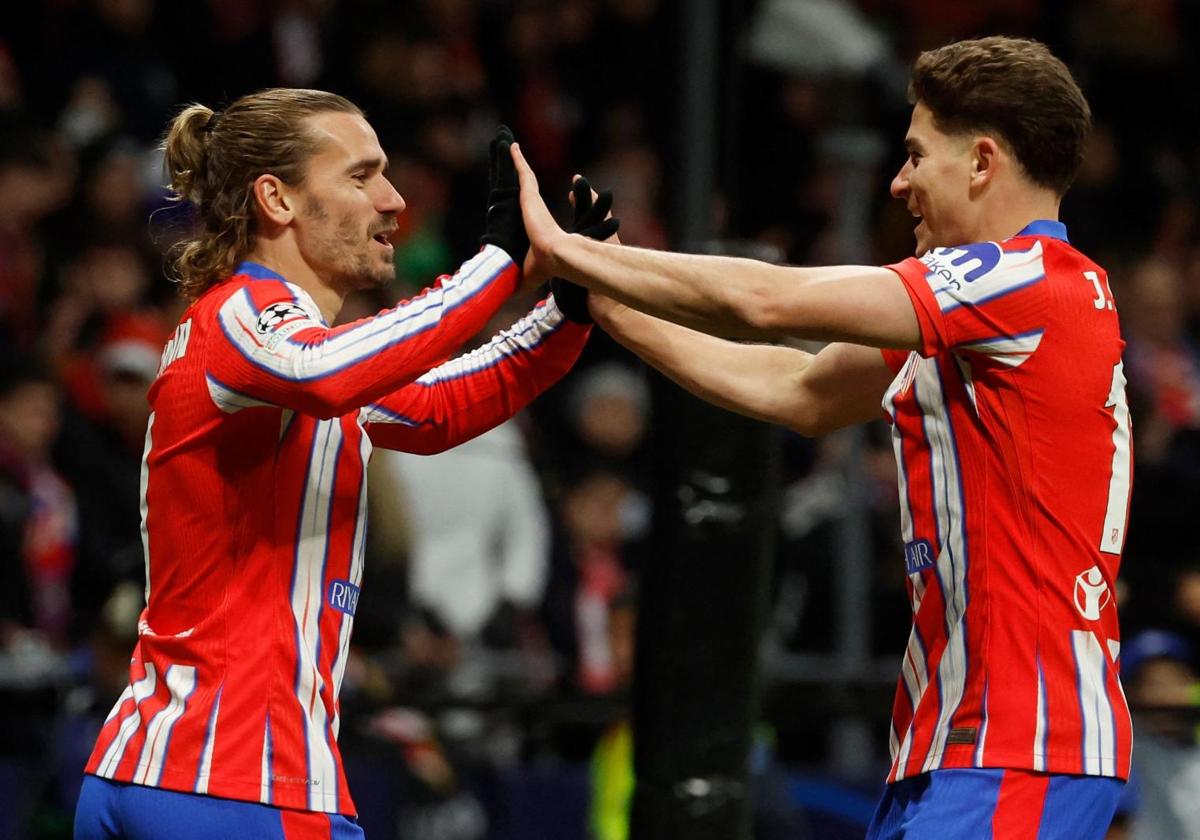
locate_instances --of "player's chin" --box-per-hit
[365,263,395,288]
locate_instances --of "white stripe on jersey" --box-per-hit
[207,374,276,413]
[1073,630,1117,776]
[923,241,1045,312]
[134,664,198,785]
[414,297,565,386]
[894,626,929,773]
[260,716,272,804]
[291,419,343,811]
[218,247,511,382]
[957,329,1045,368]
[140,413,154,603]
[974,681,989,766]
[194,688,222,794]
[913,361,971,773]
[330,421,373,740]
[1034,658,1048,772]
[97,664,158,777]
[953,356,978,416]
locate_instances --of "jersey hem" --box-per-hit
[889,748,1129,783]
[85,764,356,817]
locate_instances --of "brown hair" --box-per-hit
[909,37,1092,196]
[162,88,362,299]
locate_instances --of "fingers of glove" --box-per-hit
[571,177,595,225]
[578,189,613,230]
[582,216,620,242]
[491,125,518,191]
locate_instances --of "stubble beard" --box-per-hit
[305,196,395,292]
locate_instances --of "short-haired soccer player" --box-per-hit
[516,37,1131,839]
[74,90,603,839]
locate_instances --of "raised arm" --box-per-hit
[361,295,590,454]
[513,143,921,349]
[590,295,897,436]
[205,247,520,419]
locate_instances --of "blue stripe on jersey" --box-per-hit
[1017,220,1069,242]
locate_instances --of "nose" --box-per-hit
[890,160,911,200]
[379,179,406,215]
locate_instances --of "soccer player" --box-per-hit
[74,90,605,839]
[514,37,1131,839]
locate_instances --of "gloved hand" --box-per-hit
[551,176,620,323]
[480,125,529,266]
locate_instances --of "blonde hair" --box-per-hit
[162,88,362,299]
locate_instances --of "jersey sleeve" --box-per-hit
[361,294,591,454]
[205,245,519,418]
[885,239,1050,367]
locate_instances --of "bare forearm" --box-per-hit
[554,235,784,339]
[594,300,816,430]
[554,235,919,348]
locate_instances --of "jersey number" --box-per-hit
[1100,361,1131,554]
[1086,270,1115,311]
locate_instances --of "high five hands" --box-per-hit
[509,142,621,319]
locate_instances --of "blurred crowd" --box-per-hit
[2,0,1200,838]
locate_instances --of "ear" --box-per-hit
[971,137,1002,188]
[252,174,295,227]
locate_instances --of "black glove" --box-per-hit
[480,125,529,265]
[551,176,620,324]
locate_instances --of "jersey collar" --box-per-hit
[234,261,289,282]
[1015,219,1069,242]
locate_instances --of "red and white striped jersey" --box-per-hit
[84,246,590,815]
[880,220,1133,783]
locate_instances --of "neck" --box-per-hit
[978,182,1062,242]
[244,236,343,323]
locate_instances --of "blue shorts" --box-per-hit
[75,775,365,840]
[866,768,1124,840]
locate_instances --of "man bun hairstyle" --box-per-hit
[162,89,362,299]
[909,37,1092,196]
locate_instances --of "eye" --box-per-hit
[909,152,921,167]
[352,172,367,184]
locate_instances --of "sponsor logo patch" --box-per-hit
[904,539,935,574]
[920,241,1003,290]
[256,302,309,335]
[327,579,360,616]
[1073,565,1111,621]
[946,727,977,745]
